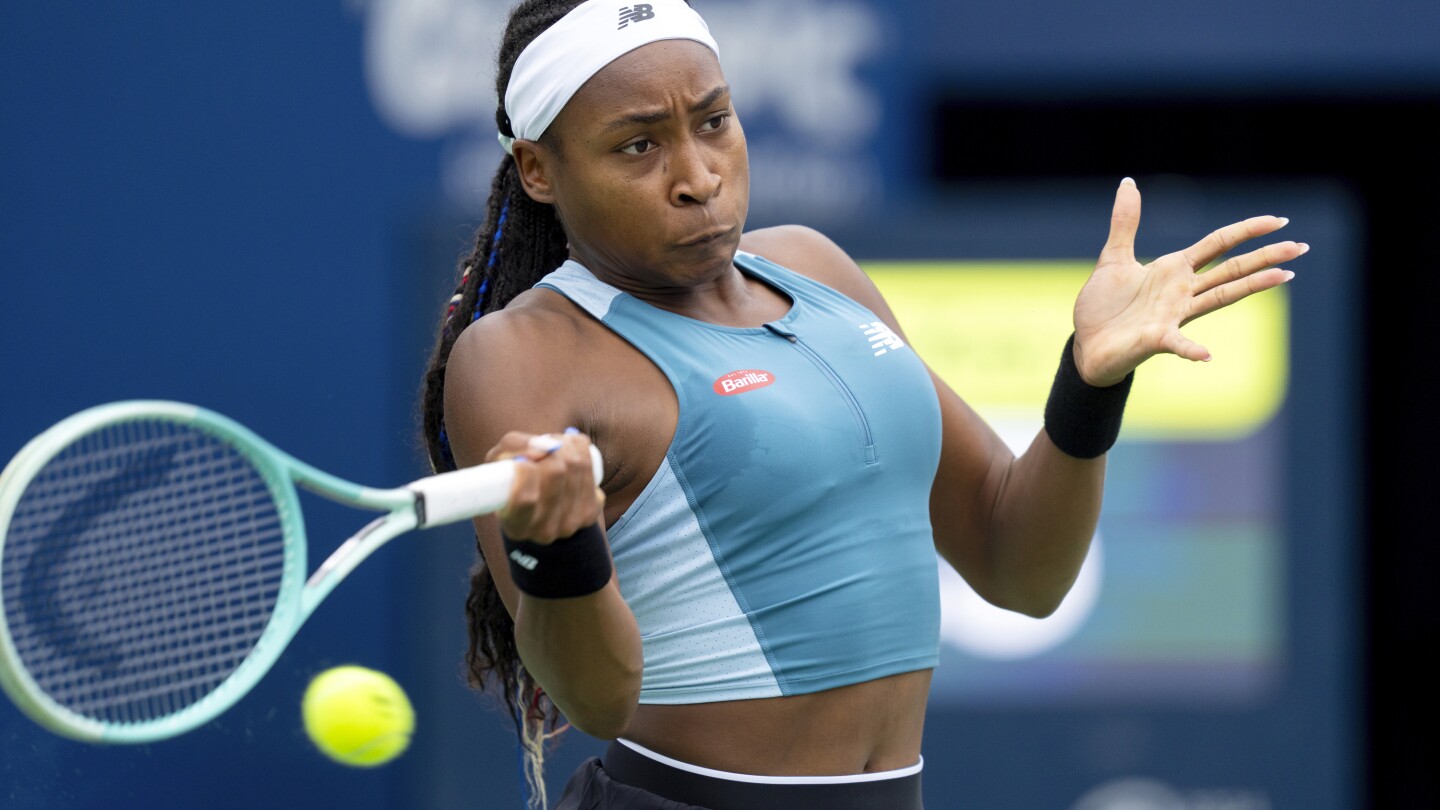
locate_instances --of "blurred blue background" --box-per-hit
[2,1,1433,807]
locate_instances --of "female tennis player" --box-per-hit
[418,2,1302,808]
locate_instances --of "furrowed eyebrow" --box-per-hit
[600,85,730,134]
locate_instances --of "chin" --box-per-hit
[652,250,727,290]
[673,251,730,279]
[695,235,744,272]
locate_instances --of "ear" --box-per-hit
[512,140,558,205]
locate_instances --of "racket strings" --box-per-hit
[6,426,281,721]
[2,419,287,724]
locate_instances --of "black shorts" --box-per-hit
[554,739,925,810]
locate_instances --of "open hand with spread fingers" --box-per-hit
[1071,177,1305,387]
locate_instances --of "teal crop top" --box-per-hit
[535,250,943,704]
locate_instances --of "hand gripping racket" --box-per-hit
[0,400,600,743]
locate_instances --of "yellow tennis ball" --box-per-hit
[302,665,414,767]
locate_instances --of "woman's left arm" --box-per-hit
[747,178,1302,617]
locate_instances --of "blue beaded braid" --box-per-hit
[437,425,456,470]
[437,197,510,470]
[476,199,509,321]
[416,8,616,808]
[473,278,491,323]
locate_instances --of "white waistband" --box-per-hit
[616,738,924,785]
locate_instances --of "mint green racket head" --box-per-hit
[0,401,309,742]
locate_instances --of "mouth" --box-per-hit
[676,226,735,247]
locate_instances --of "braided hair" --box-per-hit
[417,1,586,804]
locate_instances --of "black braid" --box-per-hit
[417,0,586,746]
[420,0,701,781]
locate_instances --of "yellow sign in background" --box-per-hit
[865,262,1289,441]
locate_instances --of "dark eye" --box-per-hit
[620,139,655,155]
[700,114,728,132]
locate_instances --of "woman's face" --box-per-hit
[514,39,749,289]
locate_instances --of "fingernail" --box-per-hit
[1297,242,1310,254]
[1276,217,1290,226]
[564,426,580,435]
[1284,270,1296,281]
[515,456,531,464]
[528,435,563,454]
[1121,177,1136,187]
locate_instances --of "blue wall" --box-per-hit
[1,3,437,807]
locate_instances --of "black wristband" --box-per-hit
[1043,334,1134,459]
[502,524,612,598]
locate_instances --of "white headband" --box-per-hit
[499,0,720,154]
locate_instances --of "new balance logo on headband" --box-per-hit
[618,4,655,29]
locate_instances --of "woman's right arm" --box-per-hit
[443,304,643,739]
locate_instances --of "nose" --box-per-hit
[670,137,721,206]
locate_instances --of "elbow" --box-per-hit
[554,655,643,740]
[1009,594,1064,619]
[571,707,636,741]
[972,525,1093,619]
[981,581,1073,619]
[564,680,641,740]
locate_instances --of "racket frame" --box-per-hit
[0,400,595,743]
[0,401,419,743]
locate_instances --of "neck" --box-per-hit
[569,250,787,328]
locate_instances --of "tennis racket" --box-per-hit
[0,400,600,744]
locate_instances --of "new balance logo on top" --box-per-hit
[861,321,905,356]
[509,549,539,571]
[618,4,655,29]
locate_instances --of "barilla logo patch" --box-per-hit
[713,369,776,396]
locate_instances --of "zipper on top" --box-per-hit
[765,323,878,465]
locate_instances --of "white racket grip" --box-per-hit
[409,445,603,528]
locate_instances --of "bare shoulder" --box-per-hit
[448,288,590,384]
[740,224,889,316]
[442,288,596,464]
